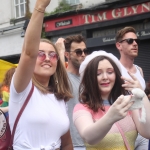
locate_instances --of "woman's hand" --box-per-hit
[121,71,143,91]
[35,0,51,11]
[106,95,133,123]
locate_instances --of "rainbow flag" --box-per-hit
[0,59,17,83]
[1,86,9,107]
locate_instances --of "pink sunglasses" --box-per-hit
[38,51,59,62]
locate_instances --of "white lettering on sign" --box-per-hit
[97,12,107,21]
[112,9,122,18]
[132,5,139,14]
[82,2,150,24]
[83,14,91,24]
[55,19,72,28]
[142,2,150,12]
[83,12,107,24]
[141,31,150,36]
[103,37,116,42]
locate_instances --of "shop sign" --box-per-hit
[83,2,150,24]
[139,30,150,37]
[137,29,150,39]
[55,19,72,28]
[45,2,150,32]
[101,29,150,43]
[102,37,116,43]
[87,29,150,47]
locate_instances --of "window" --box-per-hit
[14,0,26,18]
[65,0,80,5]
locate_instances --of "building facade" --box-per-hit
[43,0,150,81]
[0,0,150,81]
[0,0,113,63]
[0,0,61,63]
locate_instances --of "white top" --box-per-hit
[120,63,146,90]
[9,78,69,150]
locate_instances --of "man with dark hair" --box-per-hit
[56,35,90,150]
[64,35,89,72]
[115,26,148,150]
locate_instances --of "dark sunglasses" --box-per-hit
[119,38,140,45]
[119,38,140,44]
[70,48,90,56]
[38,51,59,62]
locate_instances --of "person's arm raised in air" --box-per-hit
[73,95,133,145]
[121,72,150,139]
[13,0,51,93]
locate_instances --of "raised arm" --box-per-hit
[14,0,51,93]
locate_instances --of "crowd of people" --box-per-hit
[0,0,150,150]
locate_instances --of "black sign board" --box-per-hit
[55,19,72,28]
[87,29,150,47]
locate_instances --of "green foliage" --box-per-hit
[42,0,74,38]
[41,27,46,38]
[25,0,32,19]
[44,0,73,16]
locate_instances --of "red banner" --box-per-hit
[45,2,150,32]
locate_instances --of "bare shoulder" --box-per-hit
[136,65,144,77]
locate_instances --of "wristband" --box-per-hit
[34,8,45,13]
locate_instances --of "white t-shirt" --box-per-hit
[9,78,69,150]
[120,63,146,90]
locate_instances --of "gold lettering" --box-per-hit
[132,5,139,14]
[142,2,150,12]
[112,9,122,18]
[83,14,91,24]
[124,7,132,16]
[97,12,107,21]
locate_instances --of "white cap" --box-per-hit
[79,50,122,79]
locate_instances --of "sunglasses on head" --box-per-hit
[119,38,140,45]
[70,48,90,56]
[38,51,59,62]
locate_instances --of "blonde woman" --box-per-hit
[9,0,73,149]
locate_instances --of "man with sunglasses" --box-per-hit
[116,26,148,150]
[56,35,89,150]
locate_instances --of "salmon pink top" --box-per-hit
[73,100,138,150]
